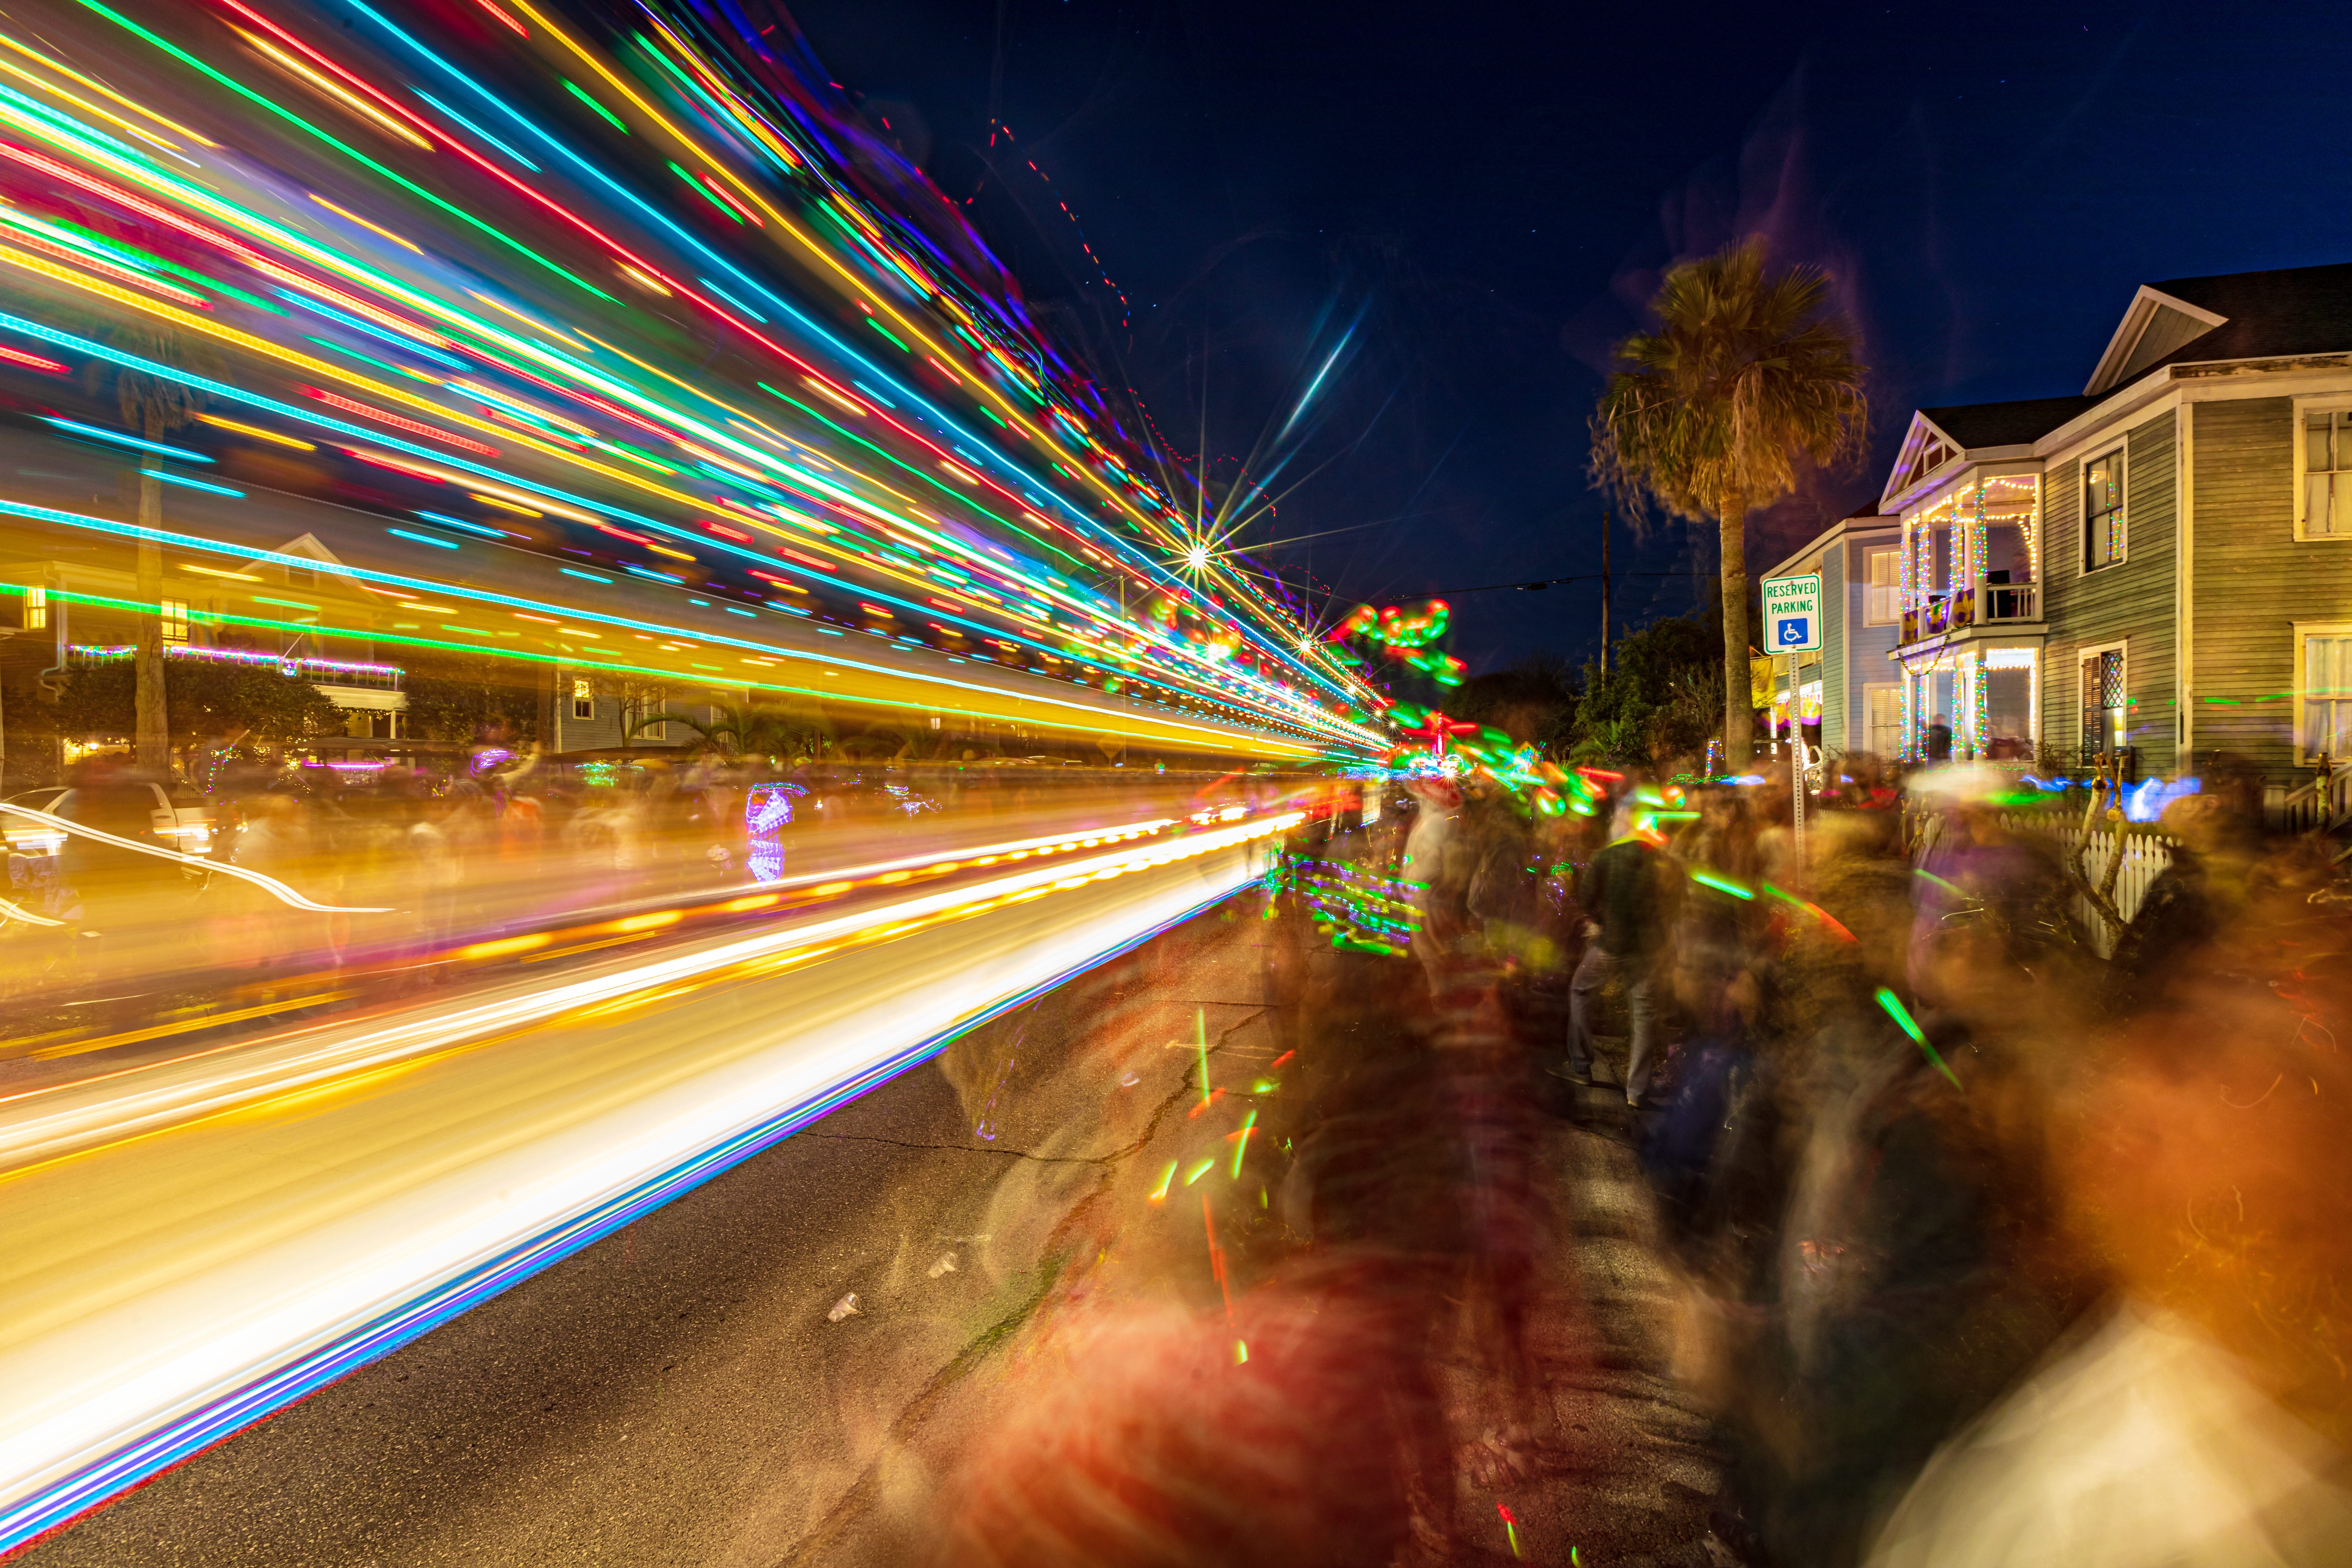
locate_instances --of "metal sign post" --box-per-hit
[1787,649,1805,864]
[1760,573,1822,873]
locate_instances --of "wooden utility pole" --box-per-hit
[1600,509,1612,676]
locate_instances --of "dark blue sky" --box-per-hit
[782,0,2344,672]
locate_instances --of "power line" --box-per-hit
[1416,570,1709,597]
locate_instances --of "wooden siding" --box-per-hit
[1844,538,1902,754]
[2187,396,2352,777]
[2040,411,2178,774]
[1821,539,1848,750]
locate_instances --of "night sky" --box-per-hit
[783,0,2346,673]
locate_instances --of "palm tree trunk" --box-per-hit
[134,458,169,776]
[1718,481,1752,765]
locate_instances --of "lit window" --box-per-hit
[21,586,44,630]
[572,678,595,720]
[2084,450,2125,570]
[2304,411,2352,537]
[160,598,189,644]
[2302,634,2352,760]
[2080,648,2126,756]
[1865,684,1904,755]
[1864,549,1901,624]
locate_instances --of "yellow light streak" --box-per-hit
[198,413,315,449]
[234,29,433,150]
[0,52,186,155]
[307,192,423,254]
[0,30,219,146]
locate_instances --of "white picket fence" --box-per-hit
[1910,810,2177,959]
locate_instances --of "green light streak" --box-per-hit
[1690,870,1753,900]
[563,79,630,135]
[1874,987,1962,1089]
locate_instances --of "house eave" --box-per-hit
[1763,513,1899,584]
[2083,285,2231,396]
[1881,444,2040,514]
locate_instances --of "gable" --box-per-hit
[1880,414,1961,506]
[2085,286,2228,395]
[272,532,346,566]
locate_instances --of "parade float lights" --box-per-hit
[0,0,1388,754]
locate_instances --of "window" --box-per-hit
[2084,449,2125,570]
[2302,409,2352,538]
[2299,630,2352,761]
[1865,684,1904,755]
[1864,548,1901,624]
[2080,646,2127,757]
[21,586,44,630]
[572,678,595,720]
[159,598,188,644]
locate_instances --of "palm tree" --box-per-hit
[1590,239,1867,764]
[88,324,222,776]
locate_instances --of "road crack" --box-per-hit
[800,1130,1111,1166]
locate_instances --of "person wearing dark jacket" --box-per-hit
[1559,797,1666,1105]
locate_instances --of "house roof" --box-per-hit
[1918,394,2098,450]
[1887,260,2352,505]
[2140,261,2352,367]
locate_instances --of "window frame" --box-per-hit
[2291,398,2352,542]
[1861,546,1902,625]
[570,678,595,722]
[2077,638,2129,757]
[159,598,189,644]
[2292,621,2352,764]
[2081,446,2128,573]
[1862,681,1904,756]
[21,584,45,630]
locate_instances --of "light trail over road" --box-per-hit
[0,805,1304,1551]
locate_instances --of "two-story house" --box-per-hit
[1761,506,1904,759]
[1879,260,2352,785]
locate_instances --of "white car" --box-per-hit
[5,784,218,860]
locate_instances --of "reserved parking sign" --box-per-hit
[1762,573,1822,653]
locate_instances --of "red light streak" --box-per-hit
[302,388,499,455]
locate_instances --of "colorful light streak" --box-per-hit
[0,0,1389,755]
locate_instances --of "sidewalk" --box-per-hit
[1468,1087,1740,1566]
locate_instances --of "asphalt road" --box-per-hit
[19,899,1287,1568]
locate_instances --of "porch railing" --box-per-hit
[1899,582,2042,644]
[1977,581,2040,623]
[2266,764,2352,835]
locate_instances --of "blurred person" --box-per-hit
[1867,950,2352,1567]
[1556,794,1670,1106]
[2102,775,2266,1018]
[1674,815,2098,1566]
[928,1277,1416,1568]
[1400,774,1477,995]
[1641,959,1765,1245]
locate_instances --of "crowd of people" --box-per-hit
[927,757,2352,1567]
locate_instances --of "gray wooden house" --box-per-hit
[1878,260,2352,786]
